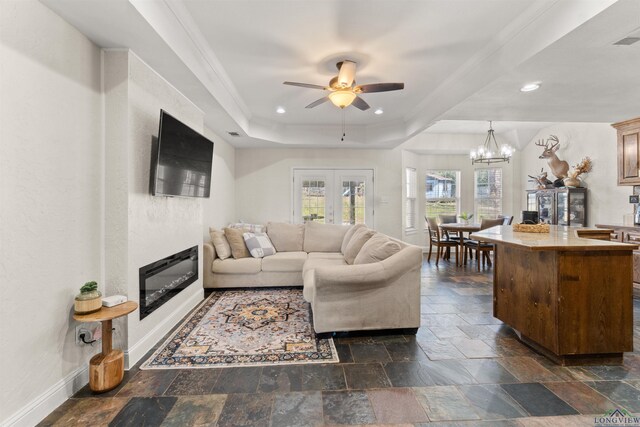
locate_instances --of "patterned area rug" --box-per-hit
[141,288,338,369]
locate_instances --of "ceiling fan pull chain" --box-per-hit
[341,110,346,141]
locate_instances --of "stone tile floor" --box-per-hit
[40,257,640,426]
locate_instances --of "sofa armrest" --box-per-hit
[313,245,422,291]
[203,241,216,287]
[308,245,422,333]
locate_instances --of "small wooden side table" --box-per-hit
[73,301,138,393]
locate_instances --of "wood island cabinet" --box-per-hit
[596,224,640,296]
[472,226,636,365]
[613,117,640,185]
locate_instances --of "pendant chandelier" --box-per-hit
[470,121,513,165]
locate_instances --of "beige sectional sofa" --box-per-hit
[203,221,422,333]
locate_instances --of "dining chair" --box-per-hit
[426,217,459,266]
[498,215,514,225]
[437,214,462,260]
[463,218,503,270]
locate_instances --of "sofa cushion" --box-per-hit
[209,228,232,260]
[302,257,347,276]
[262,251,308,272]
[303,222,350,252]
[267,222,304,252]
[307,252,344,260]
[343,227,375,264]
[212,257,262,274]
[243,232,276,258]
[341,223,366,254]
[224,227,251,259]
[354,233,402,265]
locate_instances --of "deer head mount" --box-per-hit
[528,168,552,189]
[535,135,569,179]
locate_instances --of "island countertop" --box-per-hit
[470,225,638,251]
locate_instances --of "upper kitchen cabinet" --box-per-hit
[614,117,640,185]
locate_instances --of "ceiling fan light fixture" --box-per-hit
[328,90,356,109]
[337,60,356,88]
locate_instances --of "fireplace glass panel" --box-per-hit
[139,246,198,320]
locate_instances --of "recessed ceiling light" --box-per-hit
[374,108,384,115]
[520,82,541,92]
[276,106,286,114]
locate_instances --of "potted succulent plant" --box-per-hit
[74,281,102,314]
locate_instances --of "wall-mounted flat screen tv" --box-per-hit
[152,110,214,198]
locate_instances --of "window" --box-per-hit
[425,170,460,218]
[475,168,503,219]
[405,168,417,230]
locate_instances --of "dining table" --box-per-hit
[438,222,482,266]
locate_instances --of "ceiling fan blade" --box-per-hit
[337,60,356,88]
[283,81,328,90]
[355,82,404,93]
[351,96,370,111]
[305,97,330,109]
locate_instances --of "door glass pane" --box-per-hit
[557,192,568,225]
[302,180,326,223]
[538,192,554,224]
[341,179,365,225]
[570,192,586,226]
[527,193,537,211]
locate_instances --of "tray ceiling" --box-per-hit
[41,0,626,148]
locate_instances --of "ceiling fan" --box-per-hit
[283,60,404,110]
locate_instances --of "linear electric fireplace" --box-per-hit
[139,246,198,320]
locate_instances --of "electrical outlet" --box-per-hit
[76,322,101,345]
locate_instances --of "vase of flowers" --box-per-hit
[563,157,592,187]
[459,212,473,225]
[74,281,102,314]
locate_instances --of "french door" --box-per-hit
[292,169,374,226]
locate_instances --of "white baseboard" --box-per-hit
[125,289,204,368]
[3,365,88,427]
[3,289,203,427]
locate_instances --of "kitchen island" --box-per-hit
[471,225,637,365]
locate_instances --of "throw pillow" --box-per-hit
[343,227,375,264]
[341,223,366,254]
[243,232,276,258]
[209,228,232,260]
[266,222,304,252]
[224,227,251,259]
[227,222,265,233]
[354,233,402,265]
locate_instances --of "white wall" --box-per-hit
[235,148,403,239]
[202,127,236,236]
[103,50,206,364]
[0,1,103,424]
[519,123,630,225]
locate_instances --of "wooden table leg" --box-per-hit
[458,232,466,266]
[102,319,112,354]
[89,319,124,393]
